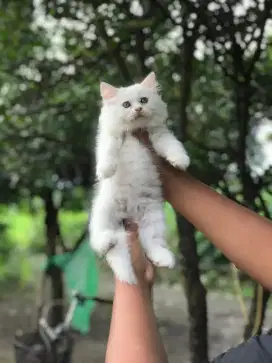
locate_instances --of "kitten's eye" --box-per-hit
[122,101,131,108]
[140,97,148,104]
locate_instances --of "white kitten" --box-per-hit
[90,72,190,284]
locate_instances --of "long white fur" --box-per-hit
[90,72,190,284]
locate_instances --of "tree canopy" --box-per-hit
[1,1,272,362]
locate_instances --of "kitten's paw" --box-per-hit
[106,236,137,284]
[167,152,190,170]
[149,246,175,268]
[96,162,117,180]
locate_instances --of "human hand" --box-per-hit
[133,129,153,152]
[124,220,155,289]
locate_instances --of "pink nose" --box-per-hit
[135,107,142,112]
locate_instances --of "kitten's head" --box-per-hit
[99,72,167,132]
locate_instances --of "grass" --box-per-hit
[1,205,88,251]
[0,202,177,248]
[0,204,88,287]
[0,201,256,299]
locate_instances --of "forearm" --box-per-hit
[162,163,272,291]
[106,280,168,363]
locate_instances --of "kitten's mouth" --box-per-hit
[134,112,145,120]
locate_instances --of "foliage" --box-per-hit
[0,0,272,361]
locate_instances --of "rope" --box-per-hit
[230,263,264,338]
[251,284,263,337]
[230,263,248,323]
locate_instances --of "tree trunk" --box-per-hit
[234,81,271,338]
[176,13,208,362]
[177,216,208,363]
[43,189,64,327]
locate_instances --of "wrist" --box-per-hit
[115,277,153,298]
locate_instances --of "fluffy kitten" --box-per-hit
[90,72,190,284]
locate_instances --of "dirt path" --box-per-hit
[1,275,272,363]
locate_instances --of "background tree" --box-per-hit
[1,0,272,361]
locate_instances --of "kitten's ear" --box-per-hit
[100,82,118,100]
[141,72,157,89]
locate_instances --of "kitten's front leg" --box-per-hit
[96,133,122,180]
[149,126,190,170]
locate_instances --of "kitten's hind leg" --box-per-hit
[138,202,175,268]
[90,188,136,283]
[106,232,137,284]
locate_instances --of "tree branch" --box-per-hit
[246,1,272,77]
[189,134,236,156]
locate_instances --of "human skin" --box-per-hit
[105,135,272,363]
[105,223,168,363]
[160,162,272,291]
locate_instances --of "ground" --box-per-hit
[1,273,272,363]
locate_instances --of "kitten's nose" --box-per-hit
[135,107,142,112]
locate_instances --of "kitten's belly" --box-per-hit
[115,136,161,199]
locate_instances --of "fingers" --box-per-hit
[127,230,143,266]
[124,219,146,270]
[124,218,156,285]
[124,219,138,232]
[133,129,151,148]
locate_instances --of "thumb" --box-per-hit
[124,219,145,267]
[127,230,143,264]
